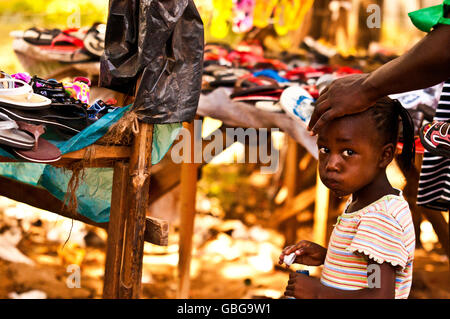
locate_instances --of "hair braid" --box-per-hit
[368,97,415,170]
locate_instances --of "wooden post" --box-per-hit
[177,120,199,299]
[103,162,129,298]
[282,137,299,246]
[120,122,154,299]
[313,166,329,247]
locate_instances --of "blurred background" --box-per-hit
[0,0,448,299]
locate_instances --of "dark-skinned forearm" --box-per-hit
[362,24,450,101]
[316,282,395,299]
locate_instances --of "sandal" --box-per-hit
[231,74,281,98]
[62,77,91,104]
[232,0,256,34]
[12,121,62,163]
[87,99,119,121]
[30,76,67,101]
[0,113,35,149]
[31,76,90,111]
[253,0,278,28]
[82,23,106,57]
[22,27,61,46]
[0,73,52,110]
[51,31,84,49]
[0,106,87,136]
[210,0,233,39]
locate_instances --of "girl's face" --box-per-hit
[317,113,388,197]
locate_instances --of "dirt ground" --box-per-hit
[0,202,448,299]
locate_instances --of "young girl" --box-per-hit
[279,97,416,299]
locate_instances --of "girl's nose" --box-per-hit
[326,154,341,172]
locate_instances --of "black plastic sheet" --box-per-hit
[100,0,204,124]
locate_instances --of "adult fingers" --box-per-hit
[308,98,331,132]
[318,83,330,96]
[315,86,330,106]
[310,108,337,135]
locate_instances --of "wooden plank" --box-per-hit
[0,145,131,168]
[177,120,199,299]
[0,175,167,246]
[120,122,154,299]
[281,137,299,245]
[61,145,131,160]
[103,162,129,299]
[145,217,169,246]
[270,186,316,227]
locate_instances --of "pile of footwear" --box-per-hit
[0,71,119,163]
[10,23,105,63]
[201,41,440,134]
[201,42,363,128]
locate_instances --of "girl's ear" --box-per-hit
[379,143,395,168]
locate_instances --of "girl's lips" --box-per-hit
[323,177,341,189]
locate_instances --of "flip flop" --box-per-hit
[82,23,106,57]
[63,77,91,104]
[231,75,280,98]
[210,0,233,39]
[11,72,32,84]
[0,75,52,110]
[209,68,251,87]
[22,27,61,46]
[232,0,256,33]
[294,0,316,30]
[274,0,301,36]
[51,32,84,49]
[254,101,284,113]
[12,121,61,163]
[253,0,278,28]
[87,99,119,121]
[232,95,280,102]
[0,106,87,136]
[31,76,91,109]
[0,114,35,149]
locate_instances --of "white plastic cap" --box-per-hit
[283,252,296,266]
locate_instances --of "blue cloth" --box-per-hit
[0,106,182,223]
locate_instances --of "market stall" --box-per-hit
[0,0,448,300]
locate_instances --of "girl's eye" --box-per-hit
[319,147,329,154]
[343,149,355,157]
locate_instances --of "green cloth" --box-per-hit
[0,106,182,223]
[409,0,450,32]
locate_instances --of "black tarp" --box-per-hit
[100,0,204,124]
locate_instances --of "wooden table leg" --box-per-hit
[120,122,154,299]
[313,166,329,247]
[103,161,129,298]
[282,137,299,246]
[177,120,199,299]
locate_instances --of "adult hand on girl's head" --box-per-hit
[278,240,327,267]
[308,73,378,135]
[284,272,320,299]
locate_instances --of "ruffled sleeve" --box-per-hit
[348,211,409,269]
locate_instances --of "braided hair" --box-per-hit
[368,97,415,170]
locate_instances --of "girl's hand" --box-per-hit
[278,240,327,267]
[284,272,321,299]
